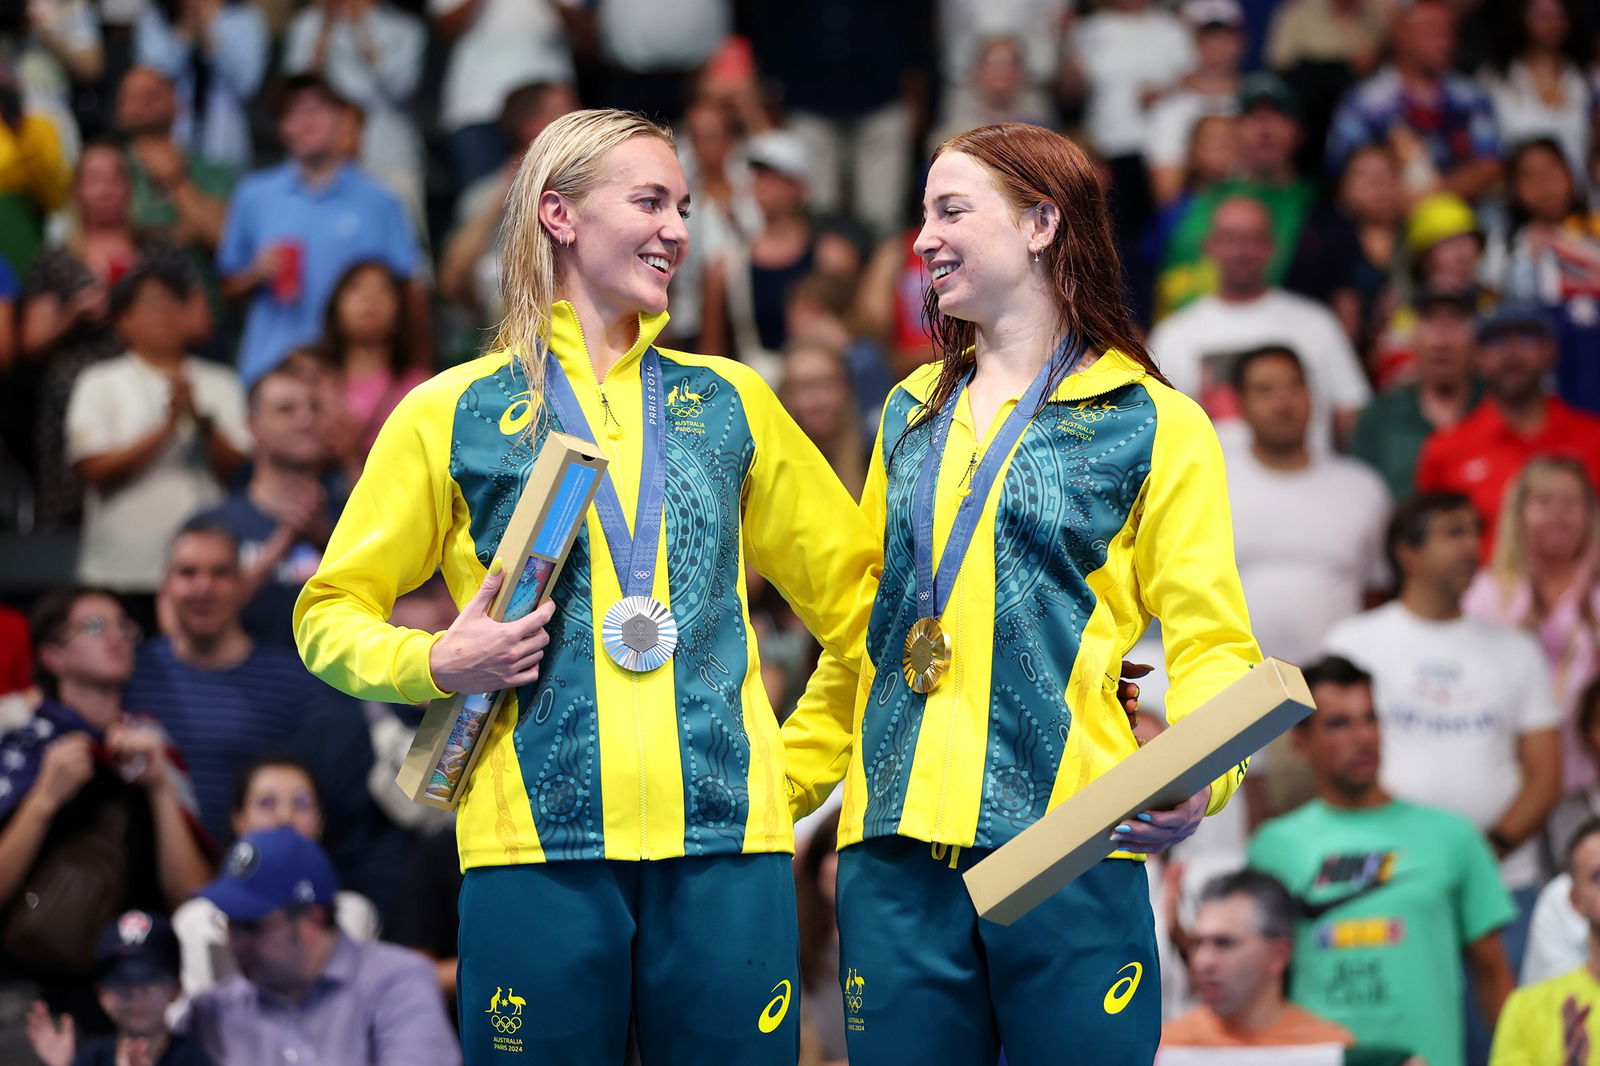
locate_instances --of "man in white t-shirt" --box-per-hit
[1147,195,1370,453]
[1226,345,1389,667]
[66,264,249,598]
[1323,493,1561,943]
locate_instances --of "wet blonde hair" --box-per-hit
[494,108,677,395]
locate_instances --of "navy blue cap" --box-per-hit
[200,826,339,923]
[94,910,180,986]
[1477,301,1554,342]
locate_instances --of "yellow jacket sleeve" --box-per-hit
[20,116,70,212]
[738,376,881,821]
[1135,389,1262,816]
[294,384,454,705]
[778,414,891,820]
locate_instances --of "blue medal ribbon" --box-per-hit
[912,335,1087,621]
[542,347,666,599]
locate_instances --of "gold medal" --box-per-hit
[902,617,952,693]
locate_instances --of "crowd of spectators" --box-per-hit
[1,0,1599,1063]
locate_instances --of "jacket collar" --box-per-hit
[545,301,671,386]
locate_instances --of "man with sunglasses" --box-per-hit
[0,588,210,1055]
[180,826,459,1066]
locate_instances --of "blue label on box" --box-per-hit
[534,464,598,557]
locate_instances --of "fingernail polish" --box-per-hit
[1136,813,1153,823]
[488,557,503,577]
[1114,825,1131,834]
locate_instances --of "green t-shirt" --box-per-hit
[1248,799,1516,1066]
[1155,177,1317,318]
[1348,383,1482,502]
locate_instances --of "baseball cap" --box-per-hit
[94,910,180,987]
[1183,0,1244,28]
[1476,301,1554,343]
[744,130,811,182]
[1406,192,1480,256]
[1237,72,1301,120]
[199,826,339,923]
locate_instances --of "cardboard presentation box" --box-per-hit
[964,658,1315,925]
[396,432,607,809]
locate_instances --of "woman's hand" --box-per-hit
[427,564,556,695]
[1108,785,1210,855]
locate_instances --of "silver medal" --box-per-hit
[601,595,679,672]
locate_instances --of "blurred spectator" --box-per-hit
[126,519,403,908]
[114,67,234,273]
[438,81,578,329]
[1325,494,1561,959]
[430,0,578,191]
[1144,0,1244,209]
[1226,346,1389,668]
[6,0,100,157]
[22,141,207,531]
[591,0,729,125]
[700,129,814,378]
[282,0,427,226]
[857,222,934,379]
[1264,0,1384,78]
[66,264,246,609]
[217,73,423,386]
[172,753,378,1008]
[310,260,427,477]
[1464,457,1600,792]
[1490,816,1600,1064]
[1159,870,1355,1049]
[777,341,866,498]
[784,272,891,438]
[1350,289,1481,503]
[1370,192,1489,388]
[1248,655,1515,1066]
[1521,678,1600,984]
[1415,304,1600,553]
[178,827,460,1066]
[1481,0,1596,181]
[1063,0,1194,242]
[193,365,338,648]
[1334,144,1405,350]
[1325,0,1502,205]
[933,0,1067,139]
[932,36,1051,149]
[25,911,211,1066]
[1146,195,1370,452]
[796,808,844,1066]
[0,56,72,279]
[133,0,268,171]
[748,0,929,241]
[1488,138,1600,412]
[1156,74,1356,319]
[125,522,323,842]
[0,589,210,1038]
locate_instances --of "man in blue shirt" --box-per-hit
[126,519,410,910]
[218,74,422,384]
[193,364,342,647]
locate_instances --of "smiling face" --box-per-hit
[551,134,690,324]
[914,150,1042,327]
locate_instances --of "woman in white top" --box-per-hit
[1480,0,1596,181]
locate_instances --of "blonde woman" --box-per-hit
[294,109,879,1065]
[1464,455,1600,791]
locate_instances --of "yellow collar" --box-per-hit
[546,301,672,385]
[1049,348,1149,403]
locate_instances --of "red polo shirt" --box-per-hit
[1415,396,1600,555]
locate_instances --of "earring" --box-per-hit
[1032,250,1041,263]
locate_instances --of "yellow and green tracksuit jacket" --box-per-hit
[783,350,1262,851]
[295,302,878,869]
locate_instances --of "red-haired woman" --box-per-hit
[783,123,1261,1064]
